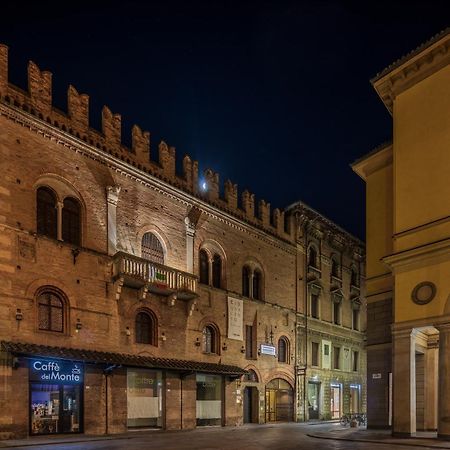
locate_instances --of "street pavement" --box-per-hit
[1,423,449,450]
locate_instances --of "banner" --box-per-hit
[227,296,243,340]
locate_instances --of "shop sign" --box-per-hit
[260,344,276,356]
[29,359,84,384]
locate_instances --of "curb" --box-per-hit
[307,433,450,449]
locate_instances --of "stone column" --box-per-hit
[392,327,417,437]
[437,323,450,439]
[56,201,64,241]
[106,185,121,256]
[424,334,438,431]
[184,218,196,273]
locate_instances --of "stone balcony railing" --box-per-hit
[112,252,198,301]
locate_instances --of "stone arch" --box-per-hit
[136,223,171,259]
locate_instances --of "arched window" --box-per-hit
[278,336,289,363]
[202,324,219,354]
[242,266,250,297]
[308,246,318,268]
[212,254,222,289]
[199,249,209,285]
[37,187,57,239]
[142,232,164,264]
[253,269,262,300]
[331,256,339,278]
[62,197,81,245]
[135,311,157,345]
[37,289,64,332]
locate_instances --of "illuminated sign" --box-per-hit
[260,344,276,356]
[29,359,84,384]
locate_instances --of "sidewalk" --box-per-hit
[309,427,450,448]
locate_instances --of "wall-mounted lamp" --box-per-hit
[222,342,228,351]
[161,332,167,342]
[75,318,82,332]
[15,308,23,321]
[195,337,201,347]
[125,326,131,337]
[240,346,245,354]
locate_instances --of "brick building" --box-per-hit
[0,43,365,438]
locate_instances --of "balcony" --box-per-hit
[113,252,198,301]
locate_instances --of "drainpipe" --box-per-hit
[104,371,109,435]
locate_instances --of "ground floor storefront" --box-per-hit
[0,341,247,439]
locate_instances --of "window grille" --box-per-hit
[37,187,57,239]
[141,233,164,265]
[38,291,64,332]
[62,197,81,245]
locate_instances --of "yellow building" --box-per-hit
[352,28,450,437]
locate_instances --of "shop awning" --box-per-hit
[1,341,246,378]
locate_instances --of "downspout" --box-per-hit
[303,221,308,422]
[105,372,109,435]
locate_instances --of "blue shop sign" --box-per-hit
[29,359,84,384]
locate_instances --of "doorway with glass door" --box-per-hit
[330,383,341,419]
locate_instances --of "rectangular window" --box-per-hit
[196,374,222,426]
[311,294,319,319]
[311,342,319,367]
[333,346,341,370]
[352,309,359,330]
[245,325,255,359]
[333,302,340,325]
[353,351,359,372]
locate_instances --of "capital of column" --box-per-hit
[106,185,121,206]
[184,216,196,237]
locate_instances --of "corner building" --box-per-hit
[353,29,450,436]
[0,43,365,438]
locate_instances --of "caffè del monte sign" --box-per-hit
[29,359,84,384]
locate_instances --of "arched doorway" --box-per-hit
[265,378,293,422]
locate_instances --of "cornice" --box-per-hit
[372,30,450,114]
[351,143,393,180]
[0,103,296,255]
[382,237,450,272]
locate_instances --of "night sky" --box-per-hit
[2,1,449,240]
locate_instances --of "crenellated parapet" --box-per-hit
[0,44,295,243]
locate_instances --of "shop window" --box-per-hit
[311,293,319,319]
[199,249,209,284]
[127,369,162,428]
[62,197,81,246]
[353,351,359,372]
[311,342,319,367]
[278,336,289,363]
[352,308,360,331]
[141,232,164,265]
[37,290,65,333]
[202,324,219,354]
[212,254,222,288]
[135,311,157,345]
[333,346,341,370]
[308,246,318,268]
[242,266,250,297]
[196,374,222,426]
[36,186,57,239]
[253,269,262,300]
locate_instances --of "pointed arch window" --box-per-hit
[199,249,209,285]
[135,310,157,345]
[242,266,251,297]
[37,187,57,239]
[37,289,64,333]
[212,254,222,289]
[278,336,289,363]
[62,197,81,246]
[142,232,164,264]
